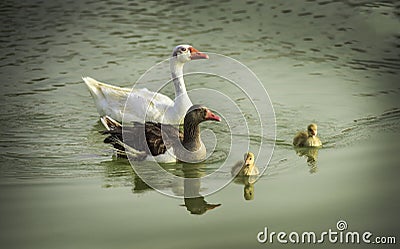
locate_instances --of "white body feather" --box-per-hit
[83,45,207,124]
[83,76,190,124]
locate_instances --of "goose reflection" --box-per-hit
[99,158,153,192]
[294,147,320,173]
[180,163,221,215]
[99,154,221,214]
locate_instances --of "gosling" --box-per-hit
[231,152,260,177]
[293,123,322,147]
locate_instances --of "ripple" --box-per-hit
[349,59,400,71]
[298,12,312,16]
[350,47,367,53]
[282,9,292,14]
[326,108,400,148]
[31,77,48,82]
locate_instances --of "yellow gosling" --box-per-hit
[231,152,260,177]
[293,123,322,147]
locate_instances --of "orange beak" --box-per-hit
[189,47,209,60]
[205,109,221,122]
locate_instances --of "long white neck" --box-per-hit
[170,59,188,98]
[168,59,193,123]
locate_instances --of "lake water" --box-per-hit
[0,0,399,248]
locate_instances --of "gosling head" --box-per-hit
[242,152,255,176]
[244,152,255,167]
[307,124,318,138]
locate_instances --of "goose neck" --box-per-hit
[183,121,201,151]
[170,59,186,96]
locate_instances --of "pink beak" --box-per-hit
[205,109,221,122]
[189,47,209,60]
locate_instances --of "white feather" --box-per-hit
[83,76,178,123]
[83,45,205,124]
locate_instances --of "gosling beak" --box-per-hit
[189,47,209,60]
[205,109,221,122]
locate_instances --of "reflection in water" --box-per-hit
[294,147,320,173]
[180,164,221,215]
[131,172,152,193]
[100,158,152,192]
[101,159,221,215]
[233,175,258,201]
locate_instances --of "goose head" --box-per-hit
[172,45,209,64]
[178,105,220,162]
[182,105,220,150]
[307,123,318,138]
[184,105,221,126]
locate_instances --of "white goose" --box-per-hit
[83,45,208,124]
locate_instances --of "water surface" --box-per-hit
[0,0,399,248]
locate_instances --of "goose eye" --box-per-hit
[180,47,187,52]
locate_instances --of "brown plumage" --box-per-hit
[101,105,221,162]
[102,121,181,156]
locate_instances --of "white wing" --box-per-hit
[83,77,175,123]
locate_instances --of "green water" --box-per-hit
[0,0,399,248]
